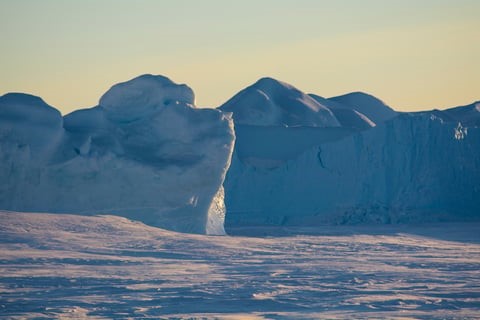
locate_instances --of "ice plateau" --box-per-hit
[0,75,235,234]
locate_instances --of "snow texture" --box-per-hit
[0,75,235,234]
[1,211,479,318]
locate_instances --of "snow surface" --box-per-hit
[1,211,479,319]
[0,75,235,234]
[219,77,340,127]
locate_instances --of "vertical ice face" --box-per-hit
[0,75,235,234]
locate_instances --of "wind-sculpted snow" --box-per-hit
[1,211,479,318]
[0,75,235,234]
[224,108,480,228]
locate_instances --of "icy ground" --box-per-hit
[1,211,479,319]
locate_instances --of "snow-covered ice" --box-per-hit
[0,75,235,234]
[1,211,479,319]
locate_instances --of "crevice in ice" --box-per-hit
[317,147,326,168]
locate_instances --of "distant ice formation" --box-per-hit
[1,75,479,233]
[0,75,235,234]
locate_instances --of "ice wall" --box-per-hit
[224,105,480,228]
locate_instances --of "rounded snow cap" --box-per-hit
[99,74,195,122]
[219,77,339,127]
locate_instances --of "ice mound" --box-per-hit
[0,75,235,235]
[219,77,340,127]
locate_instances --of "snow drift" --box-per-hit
[0,75,235,234]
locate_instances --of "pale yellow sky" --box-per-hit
[1,0,479,114]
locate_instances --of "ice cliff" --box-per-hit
[0,75,235,234]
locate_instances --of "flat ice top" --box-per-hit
[1,211,479,319]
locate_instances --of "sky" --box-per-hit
[0,0,479,114]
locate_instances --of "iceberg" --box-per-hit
[0,75,235,234]
[222,81,480,228]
